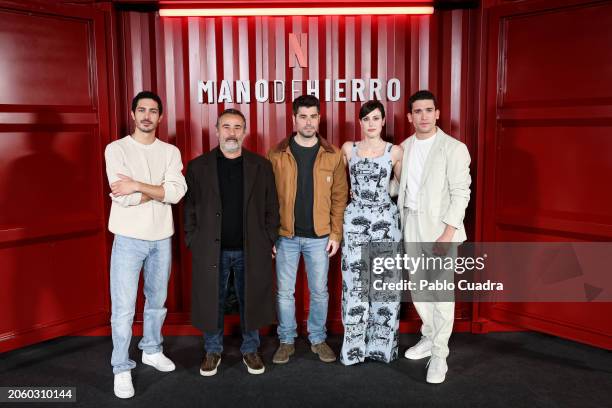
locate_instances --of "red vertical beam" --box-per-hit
[287,16,300,134]
[237,18,252,149]
[450,10,464,141]
[419,15,431,91]
[275,18,287,137]
[343,16,356,145]
[318,16,329,139]
[326,16,336,142]
[246,17,260,153]
[213,17,224,121]
[440,10,452,133]
[360,15,372,143]
[377,15,388,101]
[254,16,267,151]
[205,17,219,150]
[221,16,236,111]
[159,18,173,142]
[393,14,408,143]
[261,17,272,151]
[385,15,396,141]
[187,17,204,158]
[353,15,364,143]
[165,17,189,314]
[120,13,134,132]
[384,15,393,140]
[308,15,320,116]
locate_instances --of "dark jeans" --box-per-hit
[204,250,259,354]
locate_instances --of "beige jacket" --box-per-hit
[398,127,471,242]
[268,134,348,242]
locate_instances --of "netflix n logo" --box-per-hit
[288,33,308,68]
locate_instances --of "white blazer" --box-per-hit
[397,127,471,243]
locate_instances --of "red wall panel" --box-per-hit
[0,234,106,334]
[0,130,100,228]
[111,8,478,333]
[0,1,112,352]
[0,9,93,106]
[497,125,612,227]
[476,0,612,349]
[500,1,612,106]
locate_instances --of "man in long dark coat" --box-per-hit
[184,108,279,376]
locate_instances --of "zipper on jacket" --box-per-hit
[311,148,324,238]
[286,148,297,238]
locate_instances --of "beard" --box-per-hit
[222,138,240,152]
[297,127,317,138]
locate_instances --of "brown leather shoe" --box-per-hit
[272,343,295,364]
[243,352,265,375]
[199,353,221,376]
[311,342,336,363]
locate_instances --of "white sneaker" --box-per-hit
[426,356,448,384]
[404,336,433,360]
[114,371,135,399]
[142,351,176,372]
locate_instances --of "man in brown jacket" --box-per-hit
[267,95,348,364]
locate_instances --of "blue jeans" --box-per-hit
[204,250,260,354]
[276,236,330,345]
[110,235,171,374]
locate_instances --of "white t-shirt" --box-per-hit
[405,134,436,210]
[105,135,187,241]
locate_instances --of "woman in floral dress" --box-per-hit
[339,100,403,365]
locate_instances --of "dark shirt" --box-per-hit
[216,149,244,250]
[290,136,320,238]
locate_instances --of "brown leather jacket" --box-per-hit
[267,134,348,242]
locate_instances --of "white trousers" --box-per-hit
[403,212,455,358]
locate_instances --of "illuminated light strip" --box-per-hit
[159,7,434,17]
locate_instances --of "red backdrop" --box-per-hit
[474,0,612,349]
[0,0,610,352]
[0,0,112,352]
[108,6,478,337]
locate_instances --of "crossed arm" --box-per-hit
[110,175,164,203]
[104,143,186,207]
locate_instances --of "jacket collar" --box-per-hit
[274,132,335,153]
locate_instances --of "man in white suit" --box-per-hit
[398,90,471,384]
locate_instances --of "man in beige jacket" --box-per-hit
[398,90,471,384]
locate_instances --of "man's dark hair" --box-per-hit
[359,100,385,120]
[408,90,438,112]
[292,94,320,115]
[216,108,247,128]
[131,91,163,115]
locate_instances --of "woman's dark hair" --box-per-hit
[358,100,391,142]
[359,100,385,120]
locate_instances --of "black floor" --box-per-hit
[1,333,611,408]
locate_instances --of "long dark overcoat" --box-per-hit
[184,147,279,332]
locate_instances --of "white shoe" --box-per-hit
[404,336,432,360]
[114,371,135,399]
[426,356,448,384]
[142,351,176,372]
